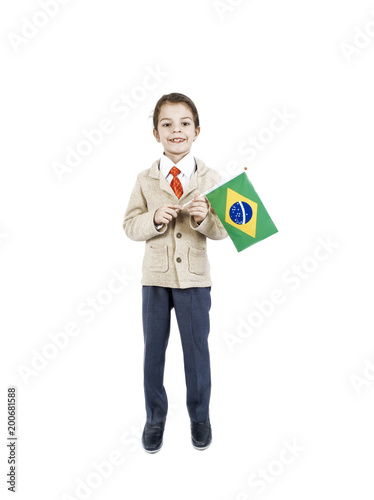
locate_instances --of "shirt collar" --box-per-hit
[159,152,196,178]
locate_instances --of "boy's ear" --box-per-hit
[153,128,160,142]
[193,126,200,141]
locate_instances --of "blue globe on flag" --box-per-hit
[229,201,253,225]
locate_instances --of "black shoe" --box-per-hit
[142,421,165,453]
[190,418,212,450]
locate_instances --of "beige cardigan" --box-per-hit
[123,157,228,288]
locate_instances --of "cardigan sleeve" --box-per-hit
[189,169,228,240]
[189,202,228,240]
[123,176,167,241]
[190,170,228,240]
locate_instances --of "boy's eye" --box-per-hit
[182,122,190,126]
[163,123,171,127]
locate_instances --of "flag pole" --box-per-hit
[181,167,248,208]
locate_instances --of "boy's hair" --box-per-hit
[152,93,200,130]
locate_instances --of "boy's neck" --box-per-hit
[163,151,190,165]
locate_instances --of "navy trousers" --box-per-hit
[142,286,212,424]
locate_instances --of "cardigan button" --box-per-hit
[176,257,182,263]
[176,233,182,238]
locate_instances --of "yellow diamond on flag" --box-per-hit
[225,187,258,238]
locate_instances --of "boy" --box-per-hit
[123,93,228,453]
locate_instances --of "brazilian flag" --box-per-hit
[206,172,278,252]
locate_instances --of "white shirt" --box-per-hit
[159,151,196,192]
[155,152,197,229]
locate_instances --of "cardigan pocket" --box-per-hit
[188,247,207,275]
[149,245,169,272]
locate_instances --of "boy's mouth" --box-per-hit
[170,138,185,143]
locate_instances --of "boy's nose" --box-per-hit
[172,125,181,132]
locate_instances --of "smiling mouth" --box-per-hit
[170,138,185,143]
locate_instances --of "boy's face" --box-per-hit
[153,102,200,164]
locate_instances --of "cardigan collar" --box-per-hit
[149,156,209,203]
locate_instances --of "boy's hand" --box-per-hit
[154,202,184,225]
[187,193,209,224]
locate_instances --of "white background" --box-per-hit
[1,0,374,499]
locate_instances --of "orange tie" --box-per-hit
[169,166,183,199]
